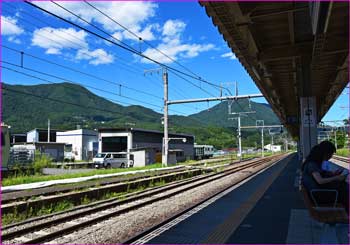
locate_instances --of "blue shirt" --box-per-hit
[302,161,322,190]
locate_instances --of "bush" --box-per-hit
[33,151,53,174]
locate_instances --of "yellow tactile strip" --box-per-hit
[202,155,292,244]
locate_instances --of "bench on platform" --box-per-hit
[300,184,348,224]
[300,182,348,243]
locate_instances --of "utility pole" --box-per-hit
[48,119,50,143]
[226,82,258,161]
[256,120,264,157]
[237,116,242,160]
[229,116,242,161]
[229,112,255,161]
[143,70,264,166]
[163,68,169,166]
[144,67,169,166]
[240,124,285,155]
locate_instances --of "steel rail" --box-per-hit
[2,155,285,244]
[123,154,291,244]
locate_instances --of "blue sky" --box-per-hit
[1,1,348,123]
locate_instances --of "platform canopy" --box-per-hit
[200,1,349,138]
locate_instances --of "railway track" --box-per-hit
[2,154,288,244]
[2,156,233,203]
[332,155,349,162]
[1,157,244,217]
[331,155,349,169]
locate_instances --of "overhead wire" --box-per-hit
[3,2,206,114]
[168,70,217,97]
[4,2,214,107]
[25,1,223,91]
[83,0,212,81]
[2,64,188,116]
[49,1,221,101]
[3,4,196,105]
[0,10,144,77]
[51,0,222,92]
[2,45,162,101]
[3,86,127,116]
[1,5,164,95]
[3,4,200,112]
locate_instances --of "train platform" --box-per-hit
[140,154,349,244]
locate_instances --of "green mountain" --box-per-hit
[189,99,280,127]
[3,82,281,149]
[2,82,202,133]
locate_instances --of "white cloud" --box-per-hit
[162,19,186,37]
[1,16,24,36]
[221,52,237,60]
[112,31,123,41]
[33,2,159,43]
[76,48,114,65]
[31,27,113,65]
[8,36,21,44]
[32,27,88,54]
[33,1,157,32]
[115,23,159,42]
[140,19,214,64]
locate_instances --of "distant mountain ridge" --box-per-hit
[3,82,279,134]
[2,82,202,133]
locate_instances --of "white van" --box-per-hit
[93,152,134,169]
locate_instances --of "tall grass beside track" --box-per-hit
[1,152,282,187]
[1,163,163,187]
[336,148,350,157]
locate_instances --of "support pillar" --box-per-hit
[299,96,318,161]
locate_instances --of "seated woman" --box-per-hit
[302,141,348,214]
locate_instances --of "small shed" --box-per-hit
[130,148,156,167]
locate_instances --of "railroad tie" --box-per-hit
[66,221,80,226]
[33,230,50,236]
[13,236,32,244]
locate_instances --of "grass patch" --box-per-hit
[2,177,172,226]
[2,200,74,226]
[2,163,163,187]
[336,148,350,157]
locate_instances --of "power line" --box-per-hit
[1,5,164,95]
[2,45,162,101]
[235,99,257,123]
[168,69,217,97]
[3,4,201,113]
[3,3,213,104]
[3,86,127,116]
[1,44,194,114]
[25,1,222,91]
[4,85,201,127]
[1,8,152,79]
[3,5,196,103]
[2,64,129,106]
[2,64,187,115]
[83,0,212,82]
[50,2,140,55]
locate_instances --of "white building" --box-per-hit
[27,128,57,143]
[98,128,194,166]
[56,129,98,161]
[264,144,282,152]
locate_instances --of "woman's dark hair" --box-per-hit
[319,140,336,155]
[301,141,336,170]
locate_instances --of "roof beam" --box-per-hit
[258,43,312,62]
[250,6,308,19]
